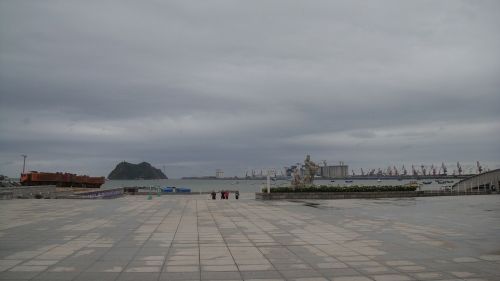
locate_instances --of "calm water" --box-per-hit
[102,178,458,192]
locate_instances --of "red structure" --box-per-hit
[20,171,105,188]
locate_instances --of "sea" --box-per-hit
[102,178,458,193]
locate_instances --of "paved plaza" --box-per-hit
[1,194,499,281]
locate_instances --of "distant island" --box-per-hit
[108,161,168,180]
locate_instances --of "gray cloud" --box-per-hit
[1,0,500,177]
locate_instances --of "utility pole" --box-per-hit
[21,154,27,174]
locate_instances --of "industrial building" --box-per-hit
[286,161,349,179]
[320,163,349,178]
[215,169,224,178]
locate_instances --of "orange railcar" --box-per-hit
[20,171,105,188]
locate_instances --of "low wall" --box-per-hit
[0,191,13,200]
[0,185,58,199]
[0,186,123,199]
[65,188,124,199]
[255,190,495,200]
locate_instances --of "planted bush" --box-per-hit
[262,185,417,193]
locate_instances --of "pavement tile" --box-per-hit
[449,271,476,278]
[0,270,42,280]
[202,265,238,271]
[124,266,161,272]
[73,272,120,281]
[331,276,373,281]
[200,271,241,280]
[238,264,274,271]
[371,274,414,281]
[30,271,81,280]
[478,255,500,261]
[278,269,323,278]
[385,261,416,266]
[412,272,444,279]
[453,257,480,263]
[239,270,283,280]
[115,272,160,281]
[396,265,426,272]
[9,265,48,272]
[165,266,200,272]
[244,279,284,281]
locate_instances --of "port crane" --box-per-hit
[421,165,427,176]
[430,164,437,176]
[439,162,447,175]
[402,165,407,176]
[412,165,418,176]
[457,162,462,176]
[476,161,483,174]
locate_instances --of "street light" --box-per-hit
[21,154,27,174]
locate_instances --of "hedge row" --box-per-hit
[262,185,417,193]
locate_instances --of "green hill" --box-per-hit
[108,161,168,180]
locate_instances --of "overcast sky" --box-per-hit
[1,1,499,178]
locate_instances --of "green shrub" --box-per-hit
[261,185,417,193]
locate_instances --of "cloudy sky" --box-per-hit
[1,1,499,178]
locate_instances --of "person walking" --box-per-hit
[210,191,216,200]
[235,190,240,200]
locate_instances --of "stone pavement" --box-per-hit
[0,194,499,281]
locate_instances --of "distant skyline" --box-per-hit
[1,1,499,178]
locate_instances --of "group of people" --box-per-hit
[210,190,239,200]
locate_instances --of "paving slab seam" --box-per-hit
[94,199,177,281]
[25,199,146,281]
[157,199,189,281]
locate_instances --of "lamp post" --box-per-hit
[267,170,271,194]
[21,154,27,174]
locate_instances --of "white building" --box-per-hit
[215,169,224,178]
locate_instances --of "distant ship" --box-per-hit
[20,171,105,188]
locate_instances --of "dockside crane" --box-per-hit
[431,164,437,176]
[402,165,407,176]
[421,165,427,176]
[476,161,483,174]
[440,162,447,175]
[412,165,418,176]
[393,166,399,176]
[457,162,462,175]
[360,168,365,176]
